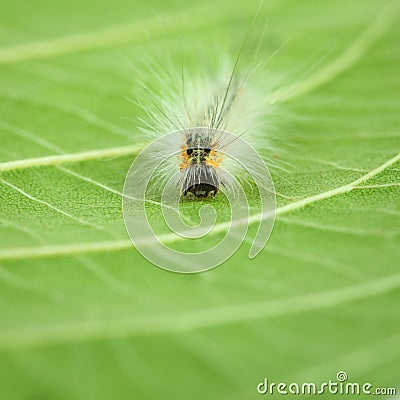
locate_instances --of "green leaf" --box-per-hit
[0,0,399,399]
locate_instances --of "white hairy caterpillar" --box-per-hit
[130,16,285,201]
[123,9,280,272]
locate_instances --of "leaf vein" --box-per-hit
[1,152,398,260]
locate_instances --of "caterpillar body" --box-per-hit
[134,53,280,201]
[123,12,280,272]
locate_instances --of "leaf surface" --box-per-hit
[0,0,399,398]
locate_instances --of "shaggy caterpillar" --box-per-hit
[123,11,280,272]
[133,21,282,201]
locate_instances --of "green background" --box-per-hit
[0,0,399,398]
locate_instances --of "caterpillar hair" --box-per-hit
[131,8,285,200]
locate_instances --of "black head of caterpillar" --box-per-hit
[179,134,222,199]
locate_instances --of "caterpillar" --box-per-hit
[131,18,283,201]
[122,8,280,272]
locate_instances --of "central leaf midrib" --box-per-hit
[0,152,398,261]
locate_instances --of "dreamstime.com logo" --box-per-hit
[257,371,397,396]
[122,128,276,273]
